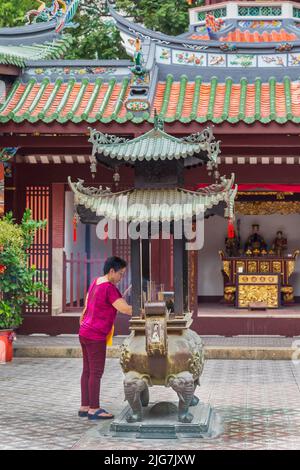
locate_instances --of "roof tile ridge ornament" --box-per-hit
[68,177,112,197]
[130,38,146,77]
[154,109,164,131]
[181,126,221,164]
[0,147,19,162]
[195,174,233,195]
[88,127,129,178]
[25,0,80,34]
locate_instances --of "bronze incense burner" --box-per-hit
[120,301,204,423]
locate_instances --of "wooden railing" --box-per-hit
[62,252,131,312]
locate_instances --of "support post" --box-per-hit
[183,238,189,312]
[173,229,184,315]
[142,238,150,299]
[131,237,142,316]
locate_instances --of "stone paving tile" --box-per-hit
[1,358,300,450]
[14,334,300,348]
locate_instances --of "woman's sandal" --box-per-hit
[78,410,89,417]
[88,408,114,420]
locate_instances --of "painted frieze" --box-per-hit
[228,54,256,67]
[172,49,207,66]
[208,53,226,67]
[258,54,287,67]
[156,46,171,64]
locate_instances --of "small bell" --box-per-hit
[214,169,220,181]
[90,161,97,178]
[113,167,120,188]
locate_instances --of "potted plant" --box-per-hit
[0,209,49,362]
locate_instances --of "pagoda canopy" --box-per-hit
[68,174,237,223]
[88,121,220,163]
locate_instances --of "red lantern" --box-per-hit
[227,220,235,239]
[73,215,77,243]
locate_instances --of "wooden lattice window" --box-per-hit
[25,186,51,315]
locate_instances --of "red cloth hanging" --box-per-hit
[73,215,77,243]
[227,220,235,239]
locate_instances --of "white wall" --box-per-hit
[198,214,300,296]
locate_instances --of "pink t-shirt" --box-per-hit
[79,279,122,341]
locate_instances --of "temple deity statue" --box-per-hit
[272,230,287,257]
[244,224,267,255]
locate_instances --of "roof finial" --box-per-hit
[154,109,164,131]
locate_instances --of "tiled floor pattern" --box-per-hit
[14,334,300,348]
[1,358,300,450]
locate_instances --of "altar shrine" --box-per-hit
[219,250,299,307]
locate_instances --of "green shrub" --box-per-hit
[0,209,49,329]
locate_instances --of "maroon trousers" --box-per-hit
[79,335,107,409]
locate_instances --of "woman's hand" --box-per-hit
[79,293,89,325]
[112,298,132,316]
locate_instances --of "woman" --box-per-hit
[78,256,132,420]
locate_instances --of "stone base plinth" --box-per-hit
[109,401,223,439]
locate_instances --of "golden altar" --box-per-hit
[219,250,299,308]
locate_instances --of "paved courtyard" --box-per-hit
[0,358,300,450]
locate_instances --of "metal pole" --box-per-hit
[149,237,152,301]
[140,237,143,308]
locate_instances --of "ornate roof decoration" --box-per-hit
[0,35,73,67]
[110,1,300,59]
[68,175,237,223]
[0,147,19,162]
[88,122,220,163]
[0,0,80,66]
[2,74,300,125]
[26,0,80,33]
[70,178,112,197]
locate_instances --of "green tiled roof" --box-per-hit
[68,176,237,223]
[0,35,73,67]
[88,125,219,162]
[1,74,300,124]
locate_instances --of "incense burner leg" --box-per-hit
[140,385,150,407]
[168,371,195,423]
[124,371,149,423]
[190,378,200,407]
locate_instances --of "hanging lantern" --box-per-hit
[227,219,235,239]
[73,213,79,243]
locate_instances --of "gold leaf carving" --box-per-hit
[235,201,300,215]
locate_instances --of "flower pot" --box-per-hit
[0,329,15,363]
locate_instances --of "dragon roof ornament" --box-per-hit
[26,0,80,33]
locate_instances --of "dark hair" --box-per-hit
[103,256,127,275]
